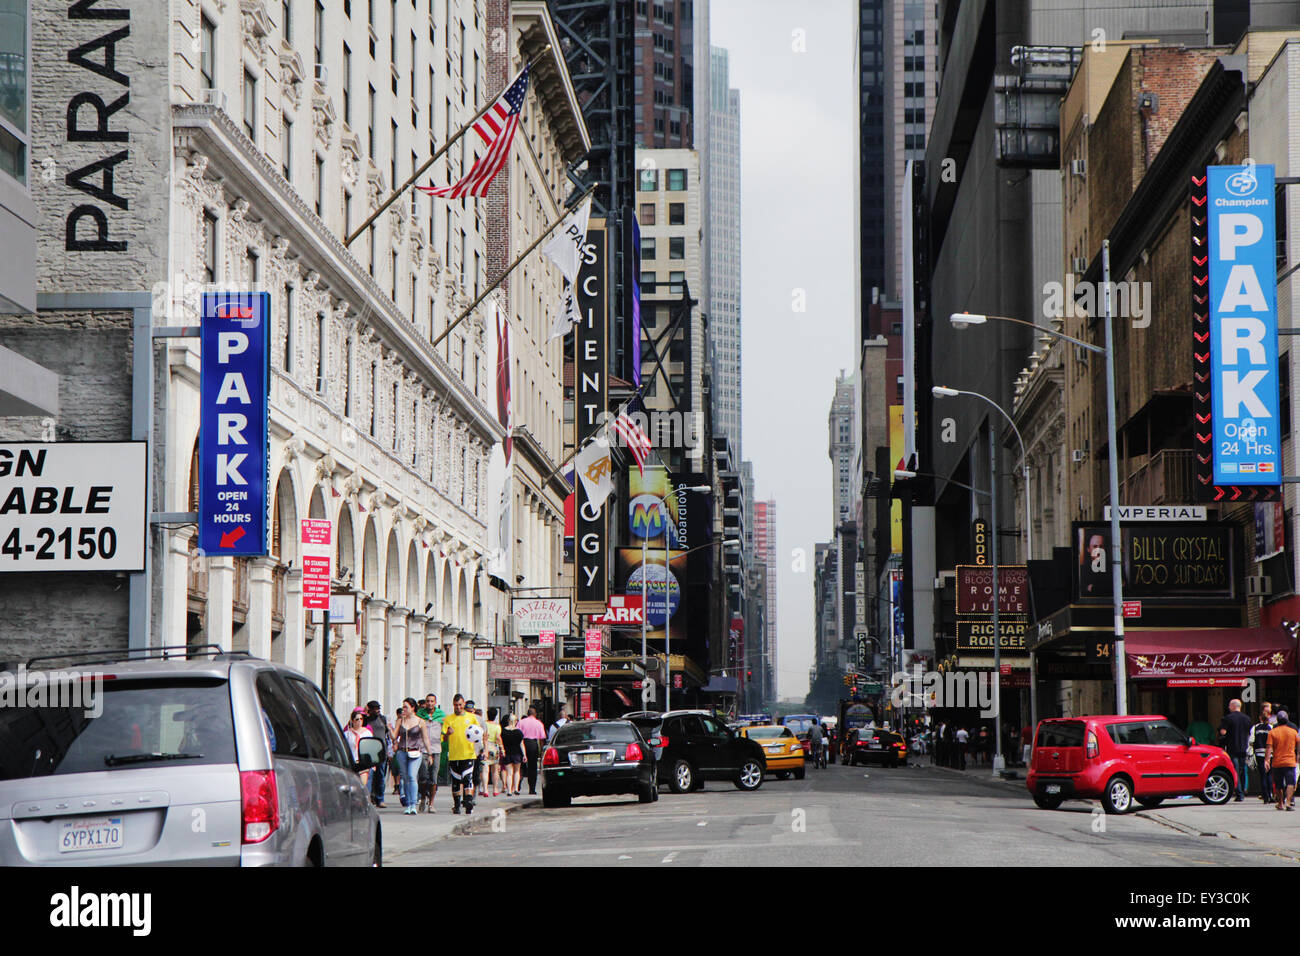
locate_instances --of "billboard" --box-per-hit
[889,405,903,553]
[1073,522,1240,604]
[574,222,609,612]
[199,292,270,555]
[1196,165,1282,498]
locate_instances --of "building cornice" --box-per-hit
[171,104,506,448]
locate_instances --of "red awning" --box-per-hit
[1125,627,1297,680]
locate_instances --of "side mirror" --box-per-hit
[1187,737,1197,747]
[355,735,385,771]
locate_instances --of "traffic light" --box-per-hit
[746,669,753,680]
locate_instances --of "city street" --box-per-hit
[386,763,1299,867]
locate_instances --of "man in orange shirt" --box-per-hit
[1264,711,1299,811]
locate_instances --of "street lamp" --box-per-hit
[952,238,1128,715]
[931,385,1032,563]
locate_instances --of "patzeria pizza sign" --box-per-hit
[511,597,571,637]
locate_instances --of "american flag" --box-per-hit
[612,409,652,475]
[417,65,529,199]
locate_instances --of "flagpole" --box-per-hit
[342,48,550,248]
[430,181,598,352]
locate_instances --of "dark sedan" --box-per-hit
[540,720,659,808]
[845,727,909,767]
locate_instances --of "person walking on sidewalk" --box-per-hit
[345,707,374,790]
[417,694,445,813]
[500,714,525,796]
[1217,698,1253,801]
[442,694,481,815]
[482,707,503,797]
[1265,711,1299,811]
[391,699,434,816]
[363,701,391,808]
[1253,709,1275,804]
[520,706,547,795]
[954,726,969,770]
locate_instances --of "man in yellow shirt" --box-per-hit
[442,694,481,814]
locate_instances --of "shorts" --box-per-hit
[1272,765,1297,789]
[449,758,476,789]
[501,753,522,766]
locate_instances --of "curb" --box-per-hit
[1146,808,1300,860]
[929,763,1026,788]
[448,797,542,837]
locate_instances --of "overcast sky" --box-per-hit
[712,0,858,700]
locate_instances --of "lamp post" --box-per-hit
[952,240,1129,717]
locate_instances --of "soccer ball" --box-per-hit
[465,724,484,745]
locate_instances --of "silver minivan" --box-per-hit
[0,646,383,866]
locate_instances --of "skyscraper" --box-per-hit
[708,46,741,460]
[754,498,777,704]
[857,0,886,318]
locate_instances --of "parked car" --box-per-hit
[540,719,659,808]
[739,724,806,779]
[845,727,909,767]
[624,710,766,793]
[0,646,384,866]
[1026,715,1237,814]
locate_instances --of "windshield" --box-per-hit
[555,722,640,745]
[746,726,791,739]
[0,677,237,779]
[783,716,817,735]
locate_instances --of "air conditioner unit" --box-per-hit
[1072,256,1089,273]
[1070,158,1086,176]
[314,64,328,83]
[1072,449,1086,463]
[200,88,228,110]
[1247,575,1273,597]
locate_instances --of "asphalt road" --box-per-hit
[385,761,1297,867]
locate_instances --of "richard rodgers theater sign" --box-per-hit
[1072,522,1241,604]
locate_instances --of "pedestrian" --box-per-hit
[442,694,481,815]
[1217,698,1253,801]
[1265,711,1299,811]
[547,703,569,741]
[1021,723,1034,768]
[344,706,374,789]
[363,700,391,808]
[933,720,945,766]
[955,726,969,770]
[390,708,405,797]
[808,720,824,769]
[500,713,525,796]
[417,693,445,813]
[1262,701,1276,728]
[482,706,503,797]
[390,698,434,816]
[977,726,990,767]
[520,706,547,795]
[1252,708,1274,804]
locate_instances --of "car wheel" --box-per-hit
[638,781,655,804]
[776,771,790,780]
[736,759,763,791]
[1200,769,1233,806]
[542,787,569,808]
[794,765,806,780]
[371,833,383,867]
[670,759,695,794]
[1032,793,1063,810]
[1102,775,1134,814]
[1137,797,1164,809]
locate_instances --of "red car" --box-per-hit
[1026,715,1237,814]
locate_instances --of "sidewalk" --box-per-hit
[1145,796,1300,859]
[377,786,541,858]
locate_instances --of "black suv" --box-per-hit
[624,710,766,793]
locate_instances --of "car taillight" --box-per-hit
[657,735,668,748]
[1086,730,1099,759]
[542,746,559,767]
[240,769,279,845]
[625,742,643,761]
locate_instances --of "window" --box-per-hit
[369,361,378,435]
[639,203,655,225]
[315,311,326,394]
[200,16,216,89]
[669,236,684,259]
[368,85,376,158]
[639,270,656,293]
[666,168,687,192]
[246,248,259,286]
[392,381,399,448]
[255,672,308,758]
[344,336,353,415]
[668,203,684,225]
[639,168,658,191]
[344,189,352,237]
[313,1,324,71]
[668,270,684,294]
[390,119,398,187]
[343,44,352,123]
[314,154,324,216]
[285,678,350,767]
[1107,722,1148,746]
[642,237,656,259]
[282,0,292,42]
[282,285,295,372]
[281,118,292,181]
[1144,721,1190,746]
[202,211,218,282]
[243,70,257,141]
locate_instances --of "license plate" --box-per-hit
[60,816,124,853]
[1044,784,1061,794]
[581,753,602,764]
[765,745,782,753]
[868,742,881,749]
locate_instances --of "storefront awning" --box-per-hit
[1126,628,1297,680]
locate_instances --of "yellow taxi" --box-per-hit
[739,724,806,780]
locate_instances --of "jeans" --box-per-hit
[1229,753,1248,798]
[1256,754,1273,801]
[524,739,541,793]
[370,757,389,804]
[394,751,422,809]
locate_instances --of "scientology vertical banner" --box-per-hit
[1206,164,1282,487]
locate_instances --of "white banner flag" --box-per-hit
[573,433,614,505]
[542,196,592,283]
[548,281,582,340]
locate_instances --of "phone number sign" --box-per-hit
[0,442,147,571]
